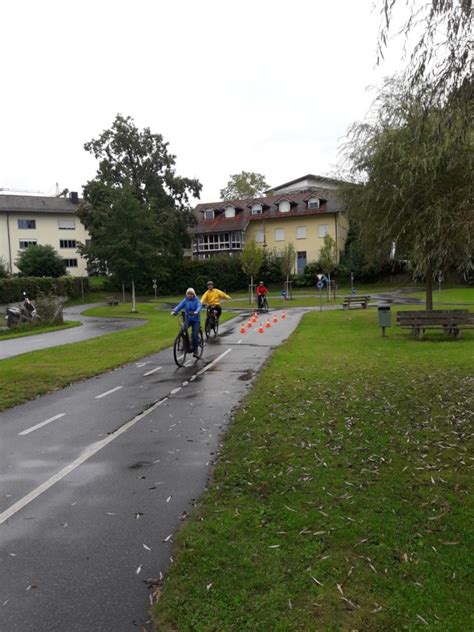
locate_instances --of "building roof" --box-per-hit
[0,194,81,214]
[269,173,343,193]
[193,191,343,235]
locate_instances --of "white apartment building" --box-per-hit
[0,193,90,276]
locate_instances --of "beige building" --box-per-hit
[192,174,349,274]
[0,193,90,276]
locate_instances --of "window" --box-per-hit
[278,200,290,213]
[19,239,37,249]
[251,204,262,215]
[203,209,215,220]
[275,229,285,242]
[296,226,307,239]
[60,239,77,248]
[231,231,242,249]
[308,197,320,209]
[255,230,264,243]
[62,258,78,268]
[58,219,75,230]
[196,233,234,251]
[18,219,36,229]
[224,206,235,218]
[318,224,328,238]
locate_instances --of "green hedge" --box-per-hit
[0,276,89,303]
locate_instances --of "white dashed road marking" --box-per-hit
[18,413,66,436]
[143,366,162,376]
[95,386,123,399]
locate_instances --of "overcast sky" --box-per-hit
[1,0,405,203]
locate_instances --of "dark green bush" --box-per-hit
[0,277,89,303]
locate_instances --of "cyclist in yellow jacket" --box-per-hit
[200,280,231,321]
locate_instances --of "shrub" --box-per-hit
[16,244,66,278]
[0,277,89,303]
[35,293,64,325]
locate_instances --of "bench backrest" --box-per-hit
[397,310,473,324]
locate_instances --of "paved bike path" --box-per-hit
[0,309,303,632]
[0,304,146,360]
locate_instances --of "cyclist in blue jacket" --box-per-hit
[171,288,202,357]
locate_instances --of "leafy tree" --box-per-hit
[0,257,8,278]
[318,235,337,280]
[240,240,264,303]
[280,243,296,299]
[377,0,471,96]
[16,245,66,278]
[220,171,269,200]
[340,79,473,309]
[79,115,202,309]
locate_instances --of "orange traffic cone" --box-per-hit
[240,323,246,334]
[258,322,264,333]
[265,319,271,328]
[281,311,286,320]
[247,320,252,328]
[272,314,278,323]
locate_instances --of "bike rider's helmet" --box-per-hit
[186,287,196,296]
[259,281,264,285]
[207,280,214,287]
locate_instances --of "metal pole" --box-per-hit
[122,284,125,303]
[320,288,322,312]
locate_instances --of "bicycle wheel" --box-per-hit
[173,332,188,367]
[263,298,269,313]
[195,329,204,358]
[205,316,212,339]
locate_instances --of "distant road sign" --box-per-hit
[316,281,324,289]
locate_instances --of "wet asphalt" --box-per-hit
[0,309,305,632]
[0,304,145,360]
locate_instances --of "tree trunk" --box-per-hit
[131,279,137,313]
[425,266,433,310]
[250,275,254,305]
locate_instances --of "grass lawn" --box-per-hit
[0,320,81,340]
[153,308,474,631]
[0,303,235,412]
[405,288,474,305]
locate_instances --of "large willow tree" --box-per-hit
[340,79,473,309]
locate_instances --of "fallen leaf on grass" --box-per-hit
[311,576,323,586]
[206,583,212,591]
[416,614,429,625]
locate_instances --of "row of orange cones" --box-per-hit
[240,311,286,334]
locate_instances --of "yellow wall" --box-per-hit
[0,212,90,276]
[245,213,347,272]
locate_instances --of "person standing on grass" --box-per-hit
[171,288,202,358]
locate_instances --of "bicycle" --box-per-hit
[204,306,219,339]
[257,295,269,313]
[173,312,204,367]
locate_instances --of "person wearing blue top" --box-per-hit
[171,287,202,357]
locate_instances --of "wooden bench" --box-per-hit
[106,297,119,306]
[342,295,370,309]
[396,309,474,339]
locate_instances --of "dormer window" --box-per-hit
[278,200,291,213]
[308,197,320,209]
[224,206,235,218]
[251,204,262,215]
[204,209,215,220]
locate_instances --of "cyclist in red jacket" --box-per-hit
[256,281,269,310]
